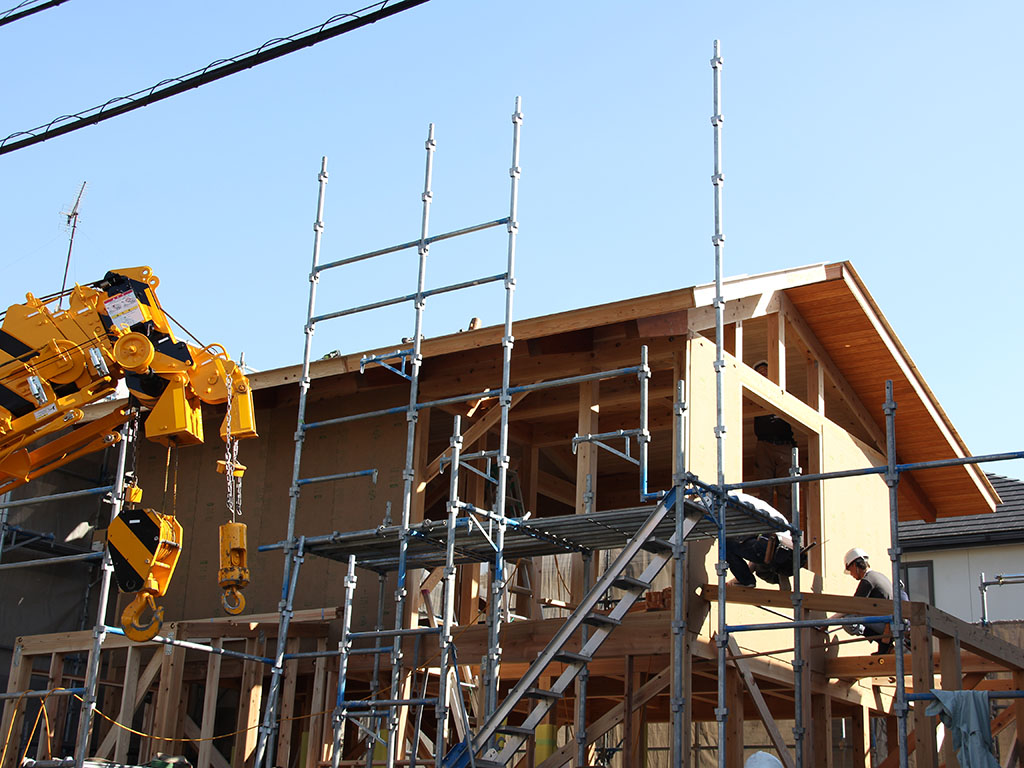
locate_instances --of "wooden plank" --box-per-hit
[275,637,300,768]
[624,656,636,767]
[96,647,163,759]
[197,638,224,768]
[35,652,65,760]
[113,646,141,763]
[185,716,231,768]
[535,666,671,768]
[304,638,328,768]
[727,637,796,768]
[571,379,599,602]
[701,584,910,619]
[938,635,962,768]
[910,618,937,767]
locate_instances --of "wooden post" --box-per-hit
[197,639,224,768]
[234,636,265,768]
[910,614,937,767]
[305,638,328,768]
[725,665,744,768]
[938,634,962,768]
[153,643,187,757]
[113,646,140,763]
[848,706,872,768]
[36,652,65,760]
[810,693,833,768]
[275,636,300,768]
[624,656,636,767]
[1,642,34,768]
[1013,669,1024,768]
[571,380,598,603]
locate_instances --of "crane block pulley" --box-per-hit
[107,507,183,641]
[218,521,249,615]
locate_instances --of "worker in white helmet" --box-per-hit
[840,547,898,653]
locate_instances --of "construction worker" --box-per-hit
[724,492,802,587]
[752,360,796,514]
[841,547,899,653]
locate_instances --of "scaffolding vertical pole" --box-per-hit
[366,572,387,768]
[709,39,729,768]
[575,477,593,768]
[484,96,523,727]
[638,346,651,497]
[436,416,463,766]
[883,381,909,768]
[73,422,132,768]
[257,538,306,768]
[790,447,805,768]
[671,381,688,765]
[332,555,359,768]
[386,123,436,768]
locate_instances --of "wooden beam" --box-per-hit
[727,636,796,768]
[535,666,671,768]
[701,584,909,619]
[422,392,530,486]
[926,605,1024,671]
[234,637,264,768]
[185,716,231,768]
[536,470,575,508]
[848,704,872,768]
[1,643,34,768]
[1014,670,1024,766]
[305,638,328,768]
[571,380,599,602]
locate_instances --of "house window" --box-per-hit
[900,561,934,605]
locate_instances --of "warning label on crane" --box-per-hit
[104,291,145,328]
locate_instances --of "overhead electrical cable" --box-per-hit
[0,0,430,156]
[0,0,72,29]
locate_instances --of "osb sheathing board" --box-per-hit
[133,386,408,625]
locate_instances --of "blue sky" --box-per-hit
[1,1,1021,477]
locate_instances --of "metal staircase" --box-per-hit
[443,486,703,767]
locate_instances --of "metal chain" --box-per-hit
[224,367,242,520]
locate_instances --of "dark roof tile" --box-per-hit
[901,474,1024,550]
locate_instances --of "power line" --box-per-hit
[0,0,431,156]
[0,0,71,29]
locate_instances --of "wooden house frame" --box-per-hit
[3,261,1021,768]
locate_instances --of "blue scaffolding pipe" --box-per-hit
[315,217,510,273]
[906,690,1024,701]
[726,615,893,633]
[296,469,378,487]
[721,450,1024,492]
[104,626,274,665]
[0,687,86,701]
[303,364,645,432]
[0,485,114,510]
[311,272,507,324]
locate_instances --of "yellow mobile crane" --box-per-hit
[0,267,257,640]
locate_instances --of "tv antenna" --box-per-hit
[57,181,87,309]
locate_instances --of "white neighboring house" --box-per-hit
[900,473,1024,623]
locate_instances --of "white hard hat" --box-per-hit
[745,752,783,768]
[844,547,869,569]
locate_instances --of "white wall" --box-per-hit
[903,543,1024,623]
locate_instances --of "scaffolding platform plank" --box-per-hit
[286,495,792,572]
